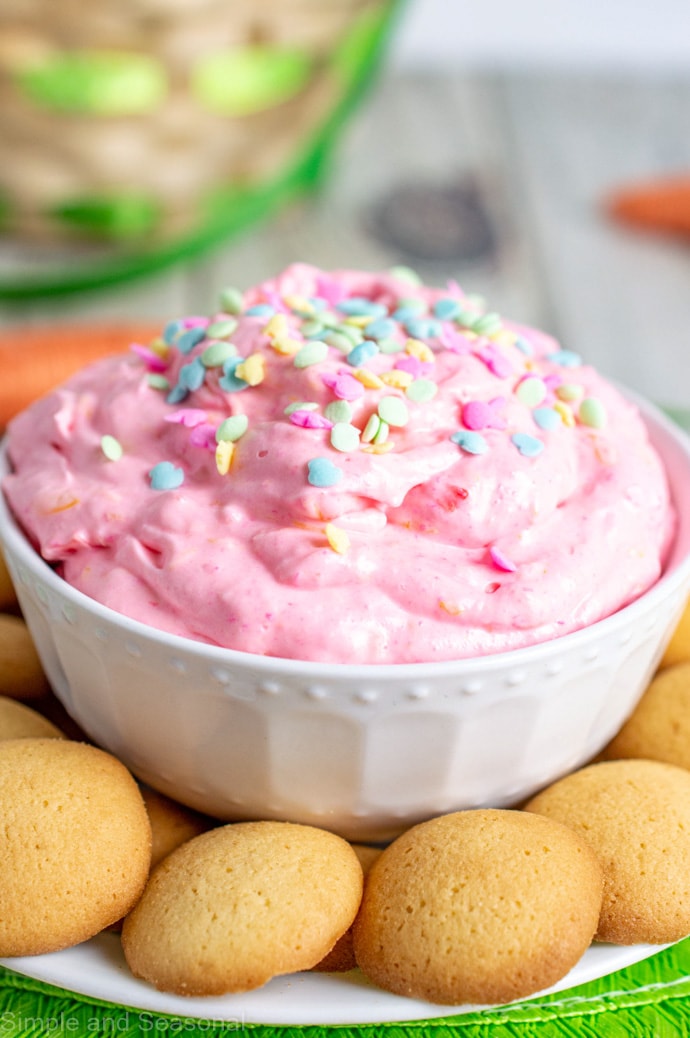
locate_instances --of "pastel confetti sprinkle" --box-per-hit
[462,399,505,431]
[337,297,387,318]
[162,319,183,345]
[189,423,217,449]
[330,422,361,453]
[554,400,576,427]
[352,368,384,389]
[215,440,235,475]
[284,401,318,415]
[236,352,265,385]
[271,337,302,356]
[207,317,238,339]
[471,312,502,337]
[476,345,513,379]
[323,371,365,401]
[164,408,208,427]
[404,317,442,340]
[381,369,414,389]
[548,349,582,368]
[579,396,608,429]
[218,286,243,314]
[130,342,168,372]
[364,317,396,341]
[244,303,274,318]
[489,546,517,573]
[263,313,288,340]
[451,430,488,455]
[178,358,206,391]
[373,419,390,445]
[378,396,409,428]
[325,523,350,555]
[405,338,435,364]
[362,413,382,443]
[307,457,343,488]
[324,400,353,424]
[100,435,122,461]
[147,373,169,390]
[533,407,562,431]
[294,340,329,368]
[556,383,584,403]
[323,330,354,354]
[433,297,462,320]
[201,340,237,368]
[515,376,547,408]
[216,415,248,442]
[176,327,206,354]
[511,432,544,457]
[149,461,184,490]
[289,410,333,430]
[346,340,379,367]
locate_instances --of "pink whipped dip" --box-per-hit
[3,264,675,663]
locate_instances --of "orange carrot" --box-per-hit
[606,176,690,237]
[0,322,161,430]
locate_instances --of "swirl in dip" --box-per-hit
[2,265,675,663]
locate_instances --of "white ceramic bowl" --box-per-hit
[1,393,690,841]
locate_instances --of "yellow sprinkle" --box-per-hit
[380,370,414,389]
[283,294,313,315]
[553,401,575,427]
[215,440,235,475]
[491,329,517,348]
[235,352,265,385]
[325,523,350,554]
[148,337,169,359]
[405,338,435,363]
[263,313,288,340]
[439,600,463,616]
[343,314,372,328]
[271,337,302,356]
[352,368,385,389]
[361,441,395,454]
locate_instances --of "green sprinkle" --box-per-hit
[373,419,390,444]
[284,401,318,415]
[335,323,364,347]
[406,379,438,403]
[147,373,170,390]
[216,414,249,442]
[389,265,422,286]
[556,383,584,403]
[324,330,354,354]
[300,319,325,338]
[207,318,238,339]
[378,336,405,355]
[515,377,547,408]
[219,286,243,314]
[294,340,328,368]
[100,434,123,461]
[378,396,409,428]
[330,422,361,453]
[579,397,607,429]
[201,340,238,368]
[471,312,503,336]
[324,400,352,424]
[362,413,381,443]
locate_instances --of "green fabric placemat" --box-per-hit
[2,940,690,1037]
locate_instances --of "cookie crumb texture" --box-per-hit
[0,738,152,955]
[525,758,690,945]
[121,820,364,996]
[352,809,603,1005]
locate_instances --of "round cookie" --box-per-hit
[0,614,50,699]
[524,759,690,944]
[352,809,603,1006]
[602,661,690,768]
[0,696,65,741]
[140,785,215,870]
[312,843,381,973]
[121,820,364,996]
[0,738,152,956]
[660,597,690,669]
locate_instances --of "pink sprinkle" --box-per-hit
[322,372,365,401]
[476,345,513,378]
[189,423,217,449]
[543,373,562,391]
[440,323,471,354]
[130,342,168,373]
[182,316,209,329]
[263,289,289,313]
[289,410,334,430]
[395,355,424,378]
[489,546,518,573]
[164,408,208,428]
[446,279,464,296]
[462,398,506,431]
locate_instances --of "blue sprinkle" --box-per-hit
[533,407,562,431]
[308,296,328,312]
[166,384,189,405]
[450,430,488,455]
[178,358,206,391]
[346,340,379,366]
[405,317,442,340]
[364,317,396,341]
[337,297,387,318]
[433,298,462,320]
[163,319,184,345]
[149,461,184,491]
[307,457,344,488]
[514,335,534,356]
[176,327,207,354]
[222,356,242,374]
[219,371,249,392]
[392,301,426,322]
[244,304,275,317]
[512,432,544,457]
[547,349,582,368]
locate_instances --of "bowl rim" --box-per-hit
[1,388,689,682]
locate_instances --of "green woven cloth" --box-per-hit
[2,940,690,1037]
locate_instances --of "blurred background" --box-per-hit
[1,0,689,416]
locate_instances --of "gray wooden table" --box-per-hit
[1,69,689,410]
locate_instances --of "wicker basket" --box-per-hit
[0,0,399,244]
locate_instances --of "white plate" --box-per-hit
[0,934,670,1026]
